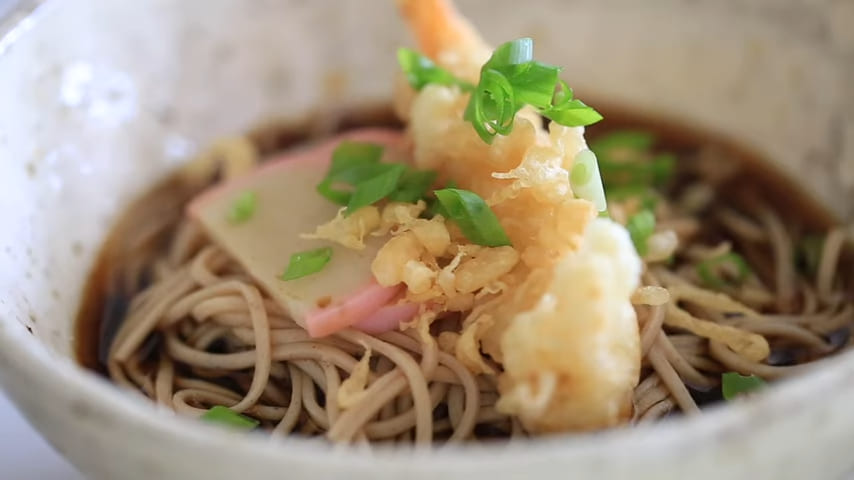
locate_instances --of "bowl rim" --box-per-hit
[7,283,854,469]
[1,0,854,473]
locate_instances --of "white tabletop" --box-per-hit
[0,390,85,480]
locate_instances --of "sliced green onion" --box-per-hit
[598,154,675,189]
[281,247,333,281]
[424,179,456,218]
[721,372,765,400]
[397,48,473,91]
[796,234,824,277]
[606,186,660,211]
[434,188,511,247]
[227,191,257,224]
[319,164,395,206]
[570,149,607,212]
[463,68,519,143]
[541,98,603,127]
[317,142,385,205]
[485,37,535,70]
[388,169,438,203]
[591,130,675,196]
[330,141,383,174]
[424,198,442,219]
[626,209,656,256]
[201,406,259,430]
[346,164,407,214]
[590,130,656,153]
[496,61,560,109]
[696,252,751,289]
[316,180,351,206]
[461,38,602,143]
[329,162,400,185]
[650,153,676,185]
[396,38,603,144]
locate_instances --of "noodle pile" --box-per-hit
[99,126,853,444]
[108,220,514,443]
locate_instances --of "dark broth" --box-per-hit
[75,106,840,373]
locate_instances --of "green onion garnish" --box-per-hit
[539,80,603,127]
[316,180,352,206]
[281,247,333,281]
[434,188,511,247]
[696,252,751,289]
[388,169,438,203]
[606,186,660,210]
[319,163,396,206]
[598,153,675,188]
[590,130,655,153]
[201,406,259,430]
[591,130,675,192]
[330,141,383,171]
[424,181,454,219]
[796,234,824,277]
[227,191,257,224]
[721,372,765,400]
[346,164,407,214]
[570,149,607,212]
[626,209,656,256]
[399,38,601,144]
[463,68,517,141]
[317,141,437,212]
[463,38,602,144]
[316,141,385,205]
[397,48,474,91]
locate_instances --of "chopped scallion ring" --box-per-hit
[316,141,385,205]
[570,149,607,212]
[388,169,438,203]
[201,406,259,430]
[796,234,824,277]
[696,252,751,289]
[434,188,511,247]
[626,209,656,256]
[544,94,600,128]
[463,68,518,143]
[330,141,384,173]
[346,164,407,214]
[486,37,534,68]
[281,247,333,281]
[590,130,656,153]
[227,191,257,224]
[721,372,765,400]
[316,179,352,206]
[591,130,675,196]
[397,48,474,92]
[396,37,604,144]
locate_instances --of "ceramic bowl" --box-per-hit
[0,1,853,479]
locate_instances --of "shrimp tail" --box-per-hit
[396,0,491,80]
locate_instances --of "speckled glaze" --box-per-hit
[0,1,852,479]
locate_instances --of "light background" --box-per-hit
[0,390,84,479]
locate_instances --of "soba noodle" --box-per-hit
[91,119,853,444]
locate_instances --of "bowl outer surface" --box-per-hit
[0,0,853,479]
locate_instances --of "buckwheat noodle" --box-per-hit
[100,125,853,444]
